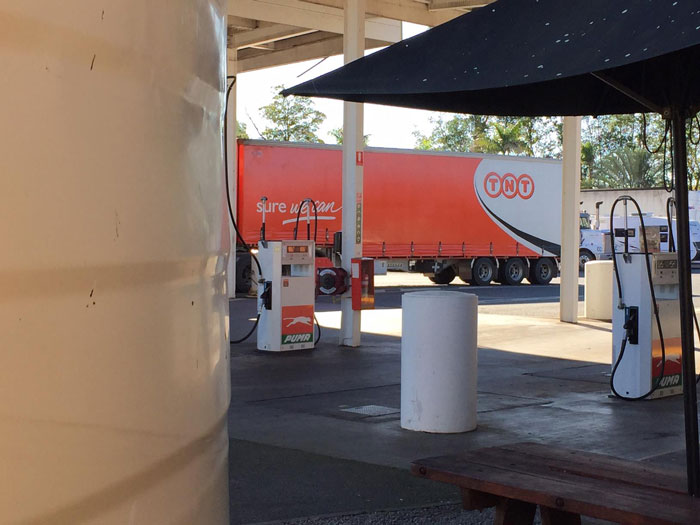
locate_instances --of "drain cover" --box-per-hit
[340,405,399,417]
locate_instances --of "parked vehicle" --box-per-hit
[578,211,700,272]
[579,212,610,269]
[235,140,566,291]
[596,214,699,259]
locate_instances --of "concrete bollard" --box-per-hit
[584,260,614,321]
[401,291,478,433]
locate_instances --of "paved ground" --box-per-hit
[228,272,700,524]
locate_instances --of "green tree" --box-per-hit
[330,127,342,144]
[474,120,527,155]
[519,117,538,156]
[597,148,662,189]
[688,138,700,190]
[236,121,249,139]
[580,141,596,183]
[685,118,700,190]
[590,114,640,156]
[531,117,562,158]
[414,115,560,158]
[413,115,490,152]
[581,113,672,188]
[259,85,326,143]
[329,127,370,146]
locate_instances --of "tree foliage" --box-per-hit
[414,115,487,152]
[259,85,326,143]
[414,115,561,158]
[330,127,370,146]
[596,148,662,188]
[236,121,249,139]
[580,113,676,189]
[415,111,700,190]
[474,120,527,155]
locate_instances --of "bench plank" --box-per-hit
[501,443,687,494]
[412,443,700,525]
[469,447,689,511]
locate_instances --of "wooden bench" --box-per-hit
[411,443,700,524]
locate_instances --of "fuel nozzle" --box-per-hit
[259,196,268,244]
[612,195,635,261]
[624,306,639,345]
[304,198,312,240]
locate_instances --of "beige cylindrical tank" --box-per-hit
[0,2,229,524]
[584,261,614,321]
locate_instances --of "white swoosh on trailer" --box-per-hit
[281,216,337,225]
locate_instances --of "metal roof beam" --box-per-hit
[231,37,388,72]
[301,0,456,26]
[233,23,316,49]
[428,0,491,12]
[229,0,402,42]
[228,15,257,30]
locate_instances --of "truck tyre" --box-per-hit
[429,266,456,285]
[528,258,556,285]
[235,254,253,294]
[470,258,495,286]
[502,258,526,286]
[457,263,472,284]
[579,249,595,271]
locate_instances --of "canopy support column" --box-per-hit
[671,111,700,496]
[339,0,365,347]
[226,49,238,300]
[560,116,581,323]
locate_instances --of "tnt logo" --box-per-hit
[483,172,535,200]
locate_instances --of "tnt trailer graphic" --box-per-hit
[473,158,562,257]
[281,305,314,345]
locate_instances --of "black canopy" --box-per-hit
[284,0,700,117]
[285,0,700,496]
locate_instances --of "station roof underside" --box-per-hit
[228,0,494,72]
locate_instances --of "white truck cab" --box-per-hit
[579,212,610,269]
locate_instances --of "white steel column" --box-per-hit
[340,0,365,346]
[560,116,582,323]
[227,49,238,299]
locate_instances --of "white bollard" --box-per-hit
[584,260,614,321]
[401,291,478,433]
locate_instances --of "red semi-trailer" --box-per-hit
[235,140,563,291]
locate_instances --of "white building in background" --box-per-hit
[581,188,700,221]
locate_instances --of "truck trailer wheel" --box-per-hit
[579,249,595,271]
[528,258,555,285]
[429,266,456,285]
[502,258,526,286]
[235,253,253,294]
[470,258,495,286]
[457,263,472,284]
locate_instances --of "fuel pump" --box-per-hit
[610,196,682,400]
[256,198,317,352]
[257,239,316,351]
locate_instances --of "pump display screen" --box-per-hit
[656,258,678,270]
[286,245,309,254]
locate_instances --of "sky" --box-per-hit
[235,23,447,149]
